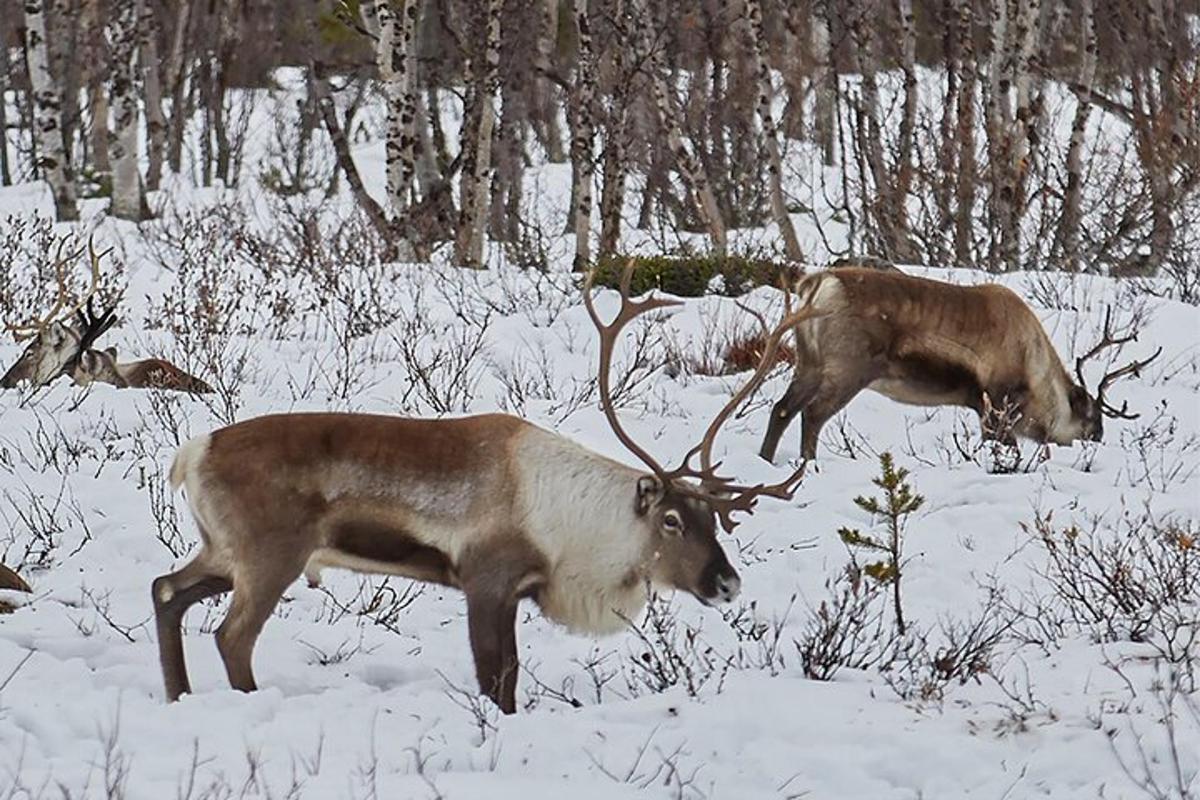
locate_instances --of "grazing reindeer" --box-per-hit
[760,268,1161,462]
[153,266,820,712]
[1,240,116,390]
[73,347,214,394]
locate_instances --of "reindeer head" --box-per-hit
[584,263,823,606]
[1069,308,1162,443]
[71,347,127,388]
[1,241,116,390]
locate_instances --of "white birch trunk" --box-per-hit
[141,0,167,190]
[633,1,725,255]
[745,0,803,262]
[570,0,596,270]
[108,0,149,220]
[810,0,835,167]
[23,0,78,221]
[453,0,502,268]
[1057,0,1095,272]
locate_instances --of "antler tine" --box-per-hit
[695,300,827,475]
[5,237,95,340]
[1095,345,1163,419]
[583,260,683,479]
[1075,306,1138,386]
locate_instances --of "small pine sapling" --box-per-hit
[838,452,925,635]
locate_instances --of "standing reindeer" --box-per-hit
[1,240,117,389]
[154,266,820,713]
[72,347,214,394]
[760,268,1162,461]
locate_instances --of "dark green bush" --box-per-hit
[591,254,800,298]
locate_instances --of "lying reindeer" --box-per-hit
[154,265,819,713]
[760,267,1161,462]
[1,239,117,389]
[0,563,32,613]
[73,347,214,394]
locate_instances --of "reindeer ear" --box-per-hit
[104,347,117,359]
[635,475,663,516]
[1068,384,1091,415]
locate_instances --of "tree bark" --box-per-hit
[1054,0,1095,272]
[952,0,977,267]
[570,0,597,270]
[633,0,725,255]
[453,0,502,269]
[810,0,836,167]
[745,0,803,262]
[23,0,78,221]
[165,0,192,176]
[598,0,630,259]
[0,31,13,185]
[309,63,393,246]
[108,0,150,220]
[141,0,167,190]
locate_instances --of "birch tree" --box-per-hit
[598,0,631,259]
[23,0,78,221]
[570,0,597,270]
[1054,0,1096,272]
[108,0,150,220]
[744,0,803,262]
[632,0,725,255]
[141,1,168,190]
[453,0,502,269]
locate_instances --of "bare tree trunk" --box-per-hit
[1054,0,1094,272]
[309,64,392,245]
[141,0,167,190]
[23,0,78,221]
[633,1,725,255]
[983,0,1013,271]
[895,0,918,236]
[810,0,836,167]
[165,0,192,175]
[453,0,501,269]
[535,0,566,163]
[80,0,110,177]
[745,0,803,262]
[952,0,977,267]
[570,0,597,270]
[109,0,150,220]
[598,0,630,259]
[0,43,10,186]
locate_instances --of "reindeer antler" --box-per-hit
[1075,307,1162,420]
[584,261,824,532]
[6,236,107,342]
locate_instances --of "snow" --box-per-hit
[0,80,1198,799]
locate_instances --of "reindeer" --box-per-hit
[760,267,1162,462]
[0,563,31,613]
[1,240,117,390]
[153,266,819,713]
[72,347,214,394]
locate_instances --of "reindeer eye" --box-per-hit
[663,511,683,534]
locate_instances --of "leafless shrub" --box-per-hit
[1118,404,1200,492]
[1024,508,1199,682]
[620,594,731,699]
[392,311,490,417]
[0,474,90,569]
[796,564,893,681]
[721,597,794,676]
[491,339,595,422]
[314,577,424,638]
[587,729,713,800]
[1104,664,1200,800]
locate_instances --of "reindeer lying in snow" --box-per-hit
[1,239,212,395]
[153,265,820,713]
[0,564,32,613]
[72,347,213,394]
[760,267,1162,462]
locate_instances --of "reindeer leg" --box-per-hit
[463,586,520,714]
[215,562,302,693]
[459,537,543,714]
[800,374,872,459]
[152,554,232,702]
[760,372,821,463]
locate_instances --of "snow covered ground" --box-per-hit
[1,83,1199,799]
